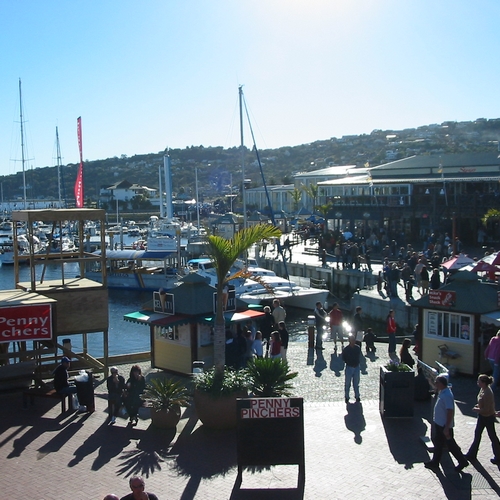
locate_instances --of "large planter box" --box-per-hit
[379,366,415,418]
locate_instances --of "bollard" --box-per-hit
[307,315,315,349]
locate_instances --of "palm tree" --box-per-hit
[301,183,319,212]
[208,223,281,374]
[290,187,303,212]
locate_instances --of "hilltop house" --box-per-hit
[99,180,156,206]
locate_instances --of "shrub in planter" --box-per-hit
[193,367,249,430]
[141,377,189,429]
[246,358,298,397]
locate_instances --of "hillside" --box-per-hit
[1,118,500,205]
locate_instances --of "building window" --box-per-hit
[155,324,179,341]
[425,310,472,343]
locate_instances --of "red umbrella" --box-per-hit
[441,254,474,270]
[470,260,500,273]
[480,252,500,266]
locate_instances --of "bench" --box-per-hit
[0,361,36,392]
[23,386,72,414]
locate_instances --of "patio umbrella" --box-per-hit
[470,260,500,273]
[441,254,475,270]
[480,252,500,266]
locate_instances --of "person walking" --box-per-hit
[424,375,469,472]
[465,374,500,465]
[420,265,430,295]
[123,365,146,425]
[278,321,289,361]
[329,302,344,351]
[342,334,361,404]
[484,330,500,389]
[106,366,126,424]
[386,309,397,356]
[313,301,328,350]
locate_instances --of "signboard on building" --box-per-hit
[213,289,236,313]
[236,397,305,482]
[0,304,52,342]
[153,291,175,315]
[429,290,456,307]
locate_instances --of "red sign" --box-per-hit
[429,290,456,307]
[241,398,301,419]
[0,304,52,342]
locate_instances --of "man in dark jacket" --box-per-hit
[342,334,361,403]
[314,301,328,350]
[53,356,77,396]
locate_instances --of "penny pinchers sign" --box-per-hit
[0,304,53,342]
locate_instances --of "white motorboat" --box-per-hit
[0,234,45,265]
[189,257,328,310]
[84,249,180,290]
[237,275,329,310]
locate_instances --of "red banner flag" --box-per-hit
[74,116,84,208]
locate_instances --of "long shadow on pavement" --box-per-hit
[344,402,366,444]
[381,400,431,469]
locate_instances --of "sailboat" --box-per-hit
[0,80,45,265]
[209,87,330,309]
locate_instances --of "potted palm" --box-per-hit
[247,358,298,397]
[141,377,189,429]
[193,224,281,430]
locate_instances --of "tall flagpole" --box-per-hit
[74,117,84,208]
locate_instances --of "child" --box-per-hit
[363,328,376,354]
[252,331,264,358]
[269,331,282,359]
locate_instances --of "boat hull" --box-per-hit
[85,271,179,291]
[239,288,330,310]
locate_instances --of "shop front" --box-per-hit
[412,271,500,376]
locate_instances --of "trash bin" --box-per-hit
[379,366,415,418]
[74,370,95,412]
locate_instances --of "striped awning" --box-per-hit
[124,308,264,326]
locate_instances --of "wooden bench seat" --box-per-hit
[23,386,72,414]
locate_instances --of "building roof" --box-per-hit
[294,165,361,178]
[412,271,499,314]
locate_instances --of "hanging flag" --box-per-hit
[74,117,84,208]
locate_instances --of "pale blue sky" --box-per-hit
[1,0,500,175]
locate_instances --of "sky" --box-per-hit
[1,0,500,176]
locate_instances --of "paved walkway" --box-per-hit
[1,341,500,499]
[1,241,499,499]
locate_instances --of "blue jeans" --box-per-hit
[316,325,324,348]
[58,386,77,396]
[388,334,396,354]
[488,360,500,389]
[345,365,360,400]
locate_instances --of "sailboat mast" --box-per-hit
[19,79,27,209]
[239,85,247,228]
[158,165,163,218]
[55,126,63,207]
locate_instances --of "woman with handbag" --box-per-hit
[123,364,146,425]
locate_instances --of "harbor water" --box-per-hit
[0,259,311,358]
